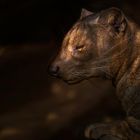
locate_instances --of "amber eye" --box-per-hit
[75,45,85,51]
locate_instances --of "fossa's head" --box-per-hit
[49,7,129,84]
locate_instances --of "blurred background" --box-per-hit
[0,0,139,140]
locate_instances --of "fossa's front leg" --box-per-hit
[85,120,133,140]
[85,86,140,140]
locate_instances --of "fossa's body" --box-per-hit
[49,8,140,140]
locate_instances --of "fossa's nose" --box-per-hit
[48,64,60,77]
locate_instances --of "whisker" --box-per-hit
[91,66,113,78]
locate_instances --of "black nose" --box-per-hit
[48,64,60,77]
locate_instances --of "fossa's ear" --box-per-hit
[99,7,127,33]
[80,8,94,19]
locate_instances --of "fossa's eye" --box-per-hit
[75,45,85,51]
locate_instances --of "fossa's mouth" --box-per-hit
[63,78,83,84]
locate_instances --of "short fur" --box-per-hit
[49,8,140,140]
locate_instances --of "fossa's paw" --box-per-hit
[85,122,130,140]
[100,135,123,140]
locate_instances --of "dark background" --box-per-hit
[0,0,140,140]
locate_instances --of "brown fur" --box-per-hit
[49,8,140,140]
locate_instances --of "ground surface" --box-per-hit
[0,42,125,140]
